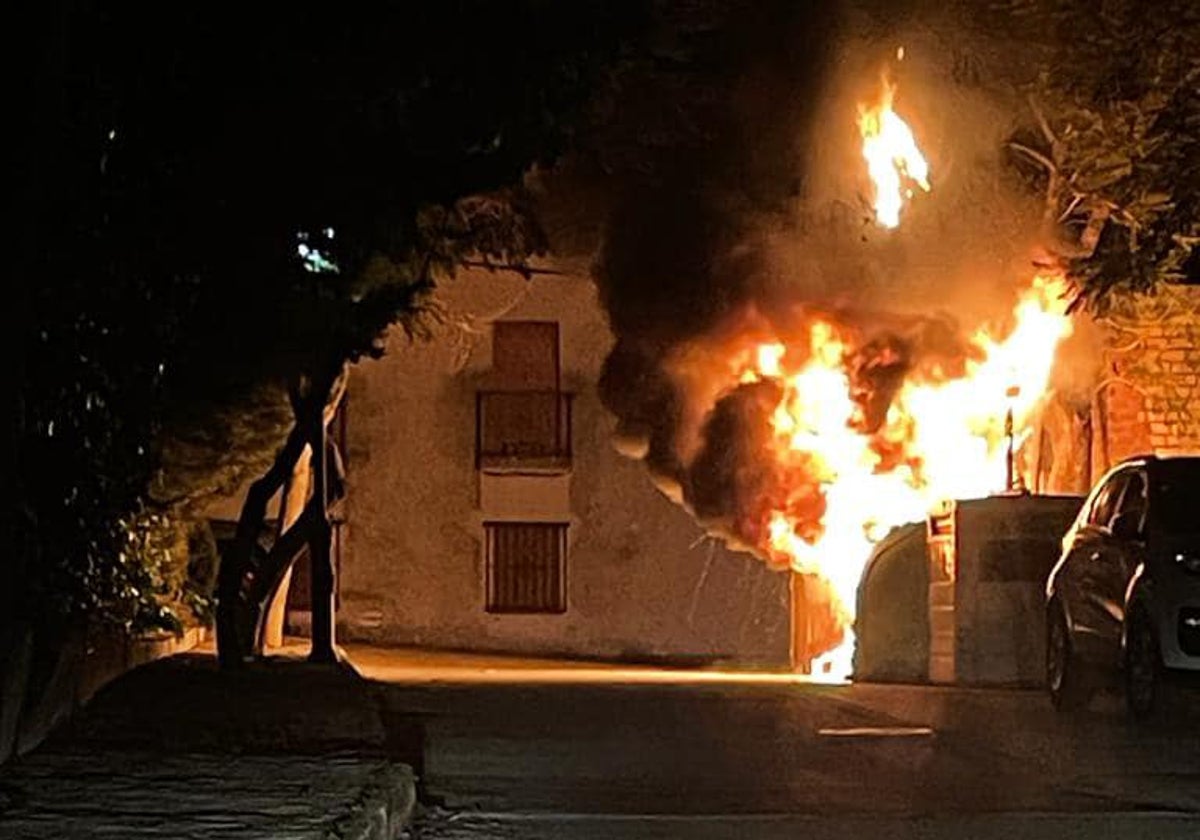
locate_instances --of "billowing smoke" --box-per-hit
[537,1,1069,568]
[591,0,842,510]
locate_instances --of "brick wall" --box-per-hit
[1032,284,1200,495]
[1098,380,1153,467]
[1098,285,1200,469]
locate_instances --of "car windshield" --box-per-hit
[1153,459,1200,535]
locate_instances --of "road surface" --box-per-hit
[351,652,1200,838]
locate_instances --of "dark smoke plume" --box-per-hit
[535,0,1054,559]
[591,1,842,495]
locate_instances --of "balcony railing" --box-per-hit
[476,390,573,471]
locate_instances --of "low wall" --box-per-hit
[0,622,205,764]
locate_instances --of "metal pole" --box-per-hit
[1005,405,1015,492]
[1004,383,1021,493]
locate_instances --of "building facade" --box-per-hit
[211,278,1198,670]
[332,267,791,667]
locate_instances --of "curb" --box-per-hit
[337,762,418,840]
[0,751,417,839]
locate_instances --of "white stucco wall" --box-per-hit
[338,267,790,666]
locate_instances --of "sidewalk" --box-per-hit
[0,640,819,839]
[341,641,820,685]
[0,649,418,840]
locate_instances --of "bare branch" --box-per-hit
[461,259,569,279]
[1009,140,1063,227]
[1077,204,1112,257]
[1094,376,1147,399]
[1027,94,1058,150]
[1058,193,1084,223]
[1008,141,1056,174]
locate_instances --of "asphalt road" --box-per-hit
[352,655,1200,839]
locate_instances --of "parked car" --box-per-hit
[1046,455,1200,718]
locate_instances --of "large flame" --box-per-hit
[732,274,1073,676]
[654,67,1072,679]
[859,75,930,228]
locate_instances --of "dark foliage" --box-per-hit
[994,0,1200,307]
[13,2,641,635]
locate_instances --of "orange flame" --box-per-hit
[858,75,930,228]
[734,275,1074,676]
[663,68,1071,679]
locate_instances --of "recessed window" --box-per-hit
[491,321,560,390]
[484,521,568,614]
[476,321,571,469]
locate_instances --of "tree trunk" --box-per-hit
[215,363,345,668]
[215,421,308,667]
[0,622,34,764]
[307,406,337,663]
[0,618,89,765]
[262,449,311,649]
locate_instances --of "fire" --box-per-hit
[858,75,930,228]
[734,274,1074,676]
[657,64,1073,680]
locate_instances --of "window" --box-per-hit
[476,320,572,469]
[490,321,560,390]
[484,522,568,614]
[1113,469,1148,530]
[1152,459,1200,536]
[1087,473,1126,529]
[476,391,573,464]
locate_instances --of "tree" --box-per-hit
[999,0,1200,308]
[12,0,643,699]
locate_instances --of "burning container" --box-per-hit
[855,493,1083,686]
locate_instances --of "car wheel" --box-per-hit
[1124,612,1161,721]
[1047,604,1090,712]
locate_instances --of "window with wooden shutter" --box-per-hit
[490,321,560,391]
[484,522,568,613]
[476,321,571,470]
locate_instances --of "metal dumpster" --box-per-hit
[926,494,1083,686]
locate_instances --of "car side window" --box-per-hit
[1087,473,1126,529]
[1114,469,1148,528]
